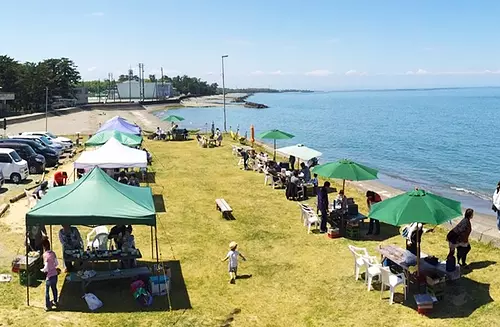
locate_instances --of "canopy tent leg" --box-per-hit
[25,219,30,306]
[150,226,154,259]
[49,225,52,245]
[154,226,159,264]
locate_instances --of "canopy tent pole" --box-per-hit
[154,226,159,264]
[25,219,30,306]
[150,226,154,259]
[49,225,52,245]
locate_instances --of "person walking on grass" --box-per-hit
[447,208,473,267]
[221,241,246,284]
[492,181,500,233]
[41,239,59,311]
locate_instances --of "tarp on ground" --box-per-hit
[85,130,143,147]
[26,167,156,226]
[97,116,141,135]
[74,137,147,169]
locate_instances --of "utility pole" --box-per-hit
[221,55,229,131]
[128,67,133,102]
[98,79,101,103]
[141,64,145,101]
[45,87,48,131]
[161,67,164,100]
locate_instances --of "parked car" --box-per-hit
[21,131,73,151]
[0,148,29,183]
[0,139,59,167]
[9,135,63,156]
[0,143,45,174]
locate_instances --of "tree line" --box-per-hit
[0,55,81,113]
[82,74,219,97]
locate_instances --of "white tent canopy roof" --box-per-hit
[277,144,322,161]
[74,137,147,169]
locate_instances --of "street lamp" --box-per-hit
[221,55,228,132]
[45,87,48,131]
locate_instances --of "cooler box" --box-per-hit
[149,275,170,296]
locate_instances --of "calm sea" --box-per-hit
[155,88,500,215]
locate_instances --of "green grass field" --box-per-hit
[0,138,499,326]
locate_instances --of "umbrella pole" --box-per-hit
[342,179,346,192]
[417,224,421,278]
[273,139,276,161]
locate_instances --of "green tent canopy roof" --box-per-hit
[86,130,143,147]
[26,167,156,226]
[161,115,185,122]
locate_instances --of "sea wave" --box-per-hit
[450,186,491,201]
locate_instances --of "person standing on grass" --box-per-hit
[492,181,500,233]
[447,208,473,267]
[318,181,331,233]
[41,239,59,311]
[221,241,246,284]
[366,190,382,235]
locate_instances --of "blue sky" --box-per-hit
[2,0,500,90]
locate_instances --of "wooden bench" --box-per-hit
[215,198,233,219]
[68,266,151,292]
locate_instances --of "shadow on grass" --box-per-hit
[461,260,496,275]
[143,171,156,183]
[153,194,167,212]
[396,277,494,318]
[359,223,400,242]
[57,260,191,312]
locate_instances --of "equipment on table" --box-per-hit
[347,203,359,215]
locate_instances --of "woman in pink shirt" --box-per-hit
[41,239,59,311]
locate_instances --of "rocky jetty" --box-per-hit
[244,101,269,109]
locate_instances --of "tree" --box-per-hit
[0,55,22,94]
[149,74,156,82]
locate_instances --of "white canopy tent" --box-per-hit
[74,137,147,169]
[277,144,322,161]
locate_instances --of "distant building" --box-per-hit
[115,81,173,100]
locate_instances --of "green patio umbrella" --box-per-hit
[311,159,378,191]
[162,115,185,122]
[85,130,143,147]
[257,129,295,160]
[369,188,462,275]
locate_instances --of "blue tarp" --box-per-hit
[97,116,141,135]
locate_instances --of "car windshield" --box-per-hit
[24,146,35,155]
[46,132,57,138]
[39,136,52,145]
[10,151,22,163]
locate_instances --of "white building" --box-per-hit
[73,87,89,105]
[115,81,173,100]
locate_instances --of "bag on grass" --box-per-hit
[83,293,103,311]
[133,287,153,307]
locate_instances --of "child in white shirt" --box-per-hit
[221,241,246,284]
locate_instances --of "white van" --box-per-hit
[0,148,29,183]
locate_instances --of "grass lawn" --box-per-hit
[0,138,499,326]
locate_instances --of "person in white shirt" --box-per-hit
[493,181,500,232]
[221,241,246,284]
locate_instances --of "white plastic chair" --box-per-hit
[303,209,320,233]
[380,266,407,304]
[348,245,370,280]
[90,233,109,251]
[24,190,37,208]
[86,226,109,249]
[362,256,382,291]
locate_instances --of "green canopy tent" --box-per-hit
[311,159,378,192]
[24,167,159,305]
[85,130,143,147]
[161,115,185,123]
[369,188,462,276]
[257,129,295,161]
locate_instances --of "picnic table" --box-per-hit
[328,210,367,236]
[377,244,461,281]
[67,266,150,292]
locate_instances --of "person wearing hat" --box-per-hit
[221,241,246,284]
[492,181,500,233]
[33,181,49,200]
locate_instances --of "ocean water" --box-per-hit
[155,88,500,215]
